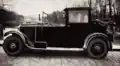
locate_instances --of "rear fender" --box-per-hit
[83,33,112,51]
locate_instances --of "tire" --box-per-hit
[87,38,108,59]
[3,36,24,56]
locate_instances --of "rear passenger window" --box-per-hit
[68,10,88,23]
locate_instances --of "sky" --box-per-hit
[1,0,89,16]
[1,0,116,16]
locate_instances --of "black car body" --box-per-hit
[20,7,107,48]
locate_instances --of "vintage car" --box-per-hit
[1,7,114,59]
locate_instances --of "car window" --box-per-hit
[68,10,88,23]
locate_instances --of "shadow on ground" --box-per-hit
[20,49,88,58]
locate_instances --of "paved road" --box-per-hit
[1,47,120,66]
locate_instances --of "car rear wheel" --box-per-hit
[87,38,108,59]
[3,36,24,56]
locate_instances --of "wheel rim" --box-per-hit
[6,39,19,53]
[90,43,105,56]
[10,43,16,50]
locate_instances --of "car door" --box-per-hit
[41,25,67,47]
[65,9,90,48]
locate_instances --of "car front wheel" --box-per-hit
[3,36,24,56]
[87,38,108,59]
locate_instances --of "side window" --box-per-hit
[68,10,88,23]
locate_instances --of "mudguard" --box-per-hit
[3,28,26,44]
[83,33,112,51]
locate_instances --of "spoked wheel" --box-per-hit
[3,36,24,56]
[87,38,108,59]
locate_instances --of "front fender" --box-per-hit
[3,28,26,44]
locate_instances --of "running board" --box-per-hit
[25,44,84,51]
[47,47,84,51]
